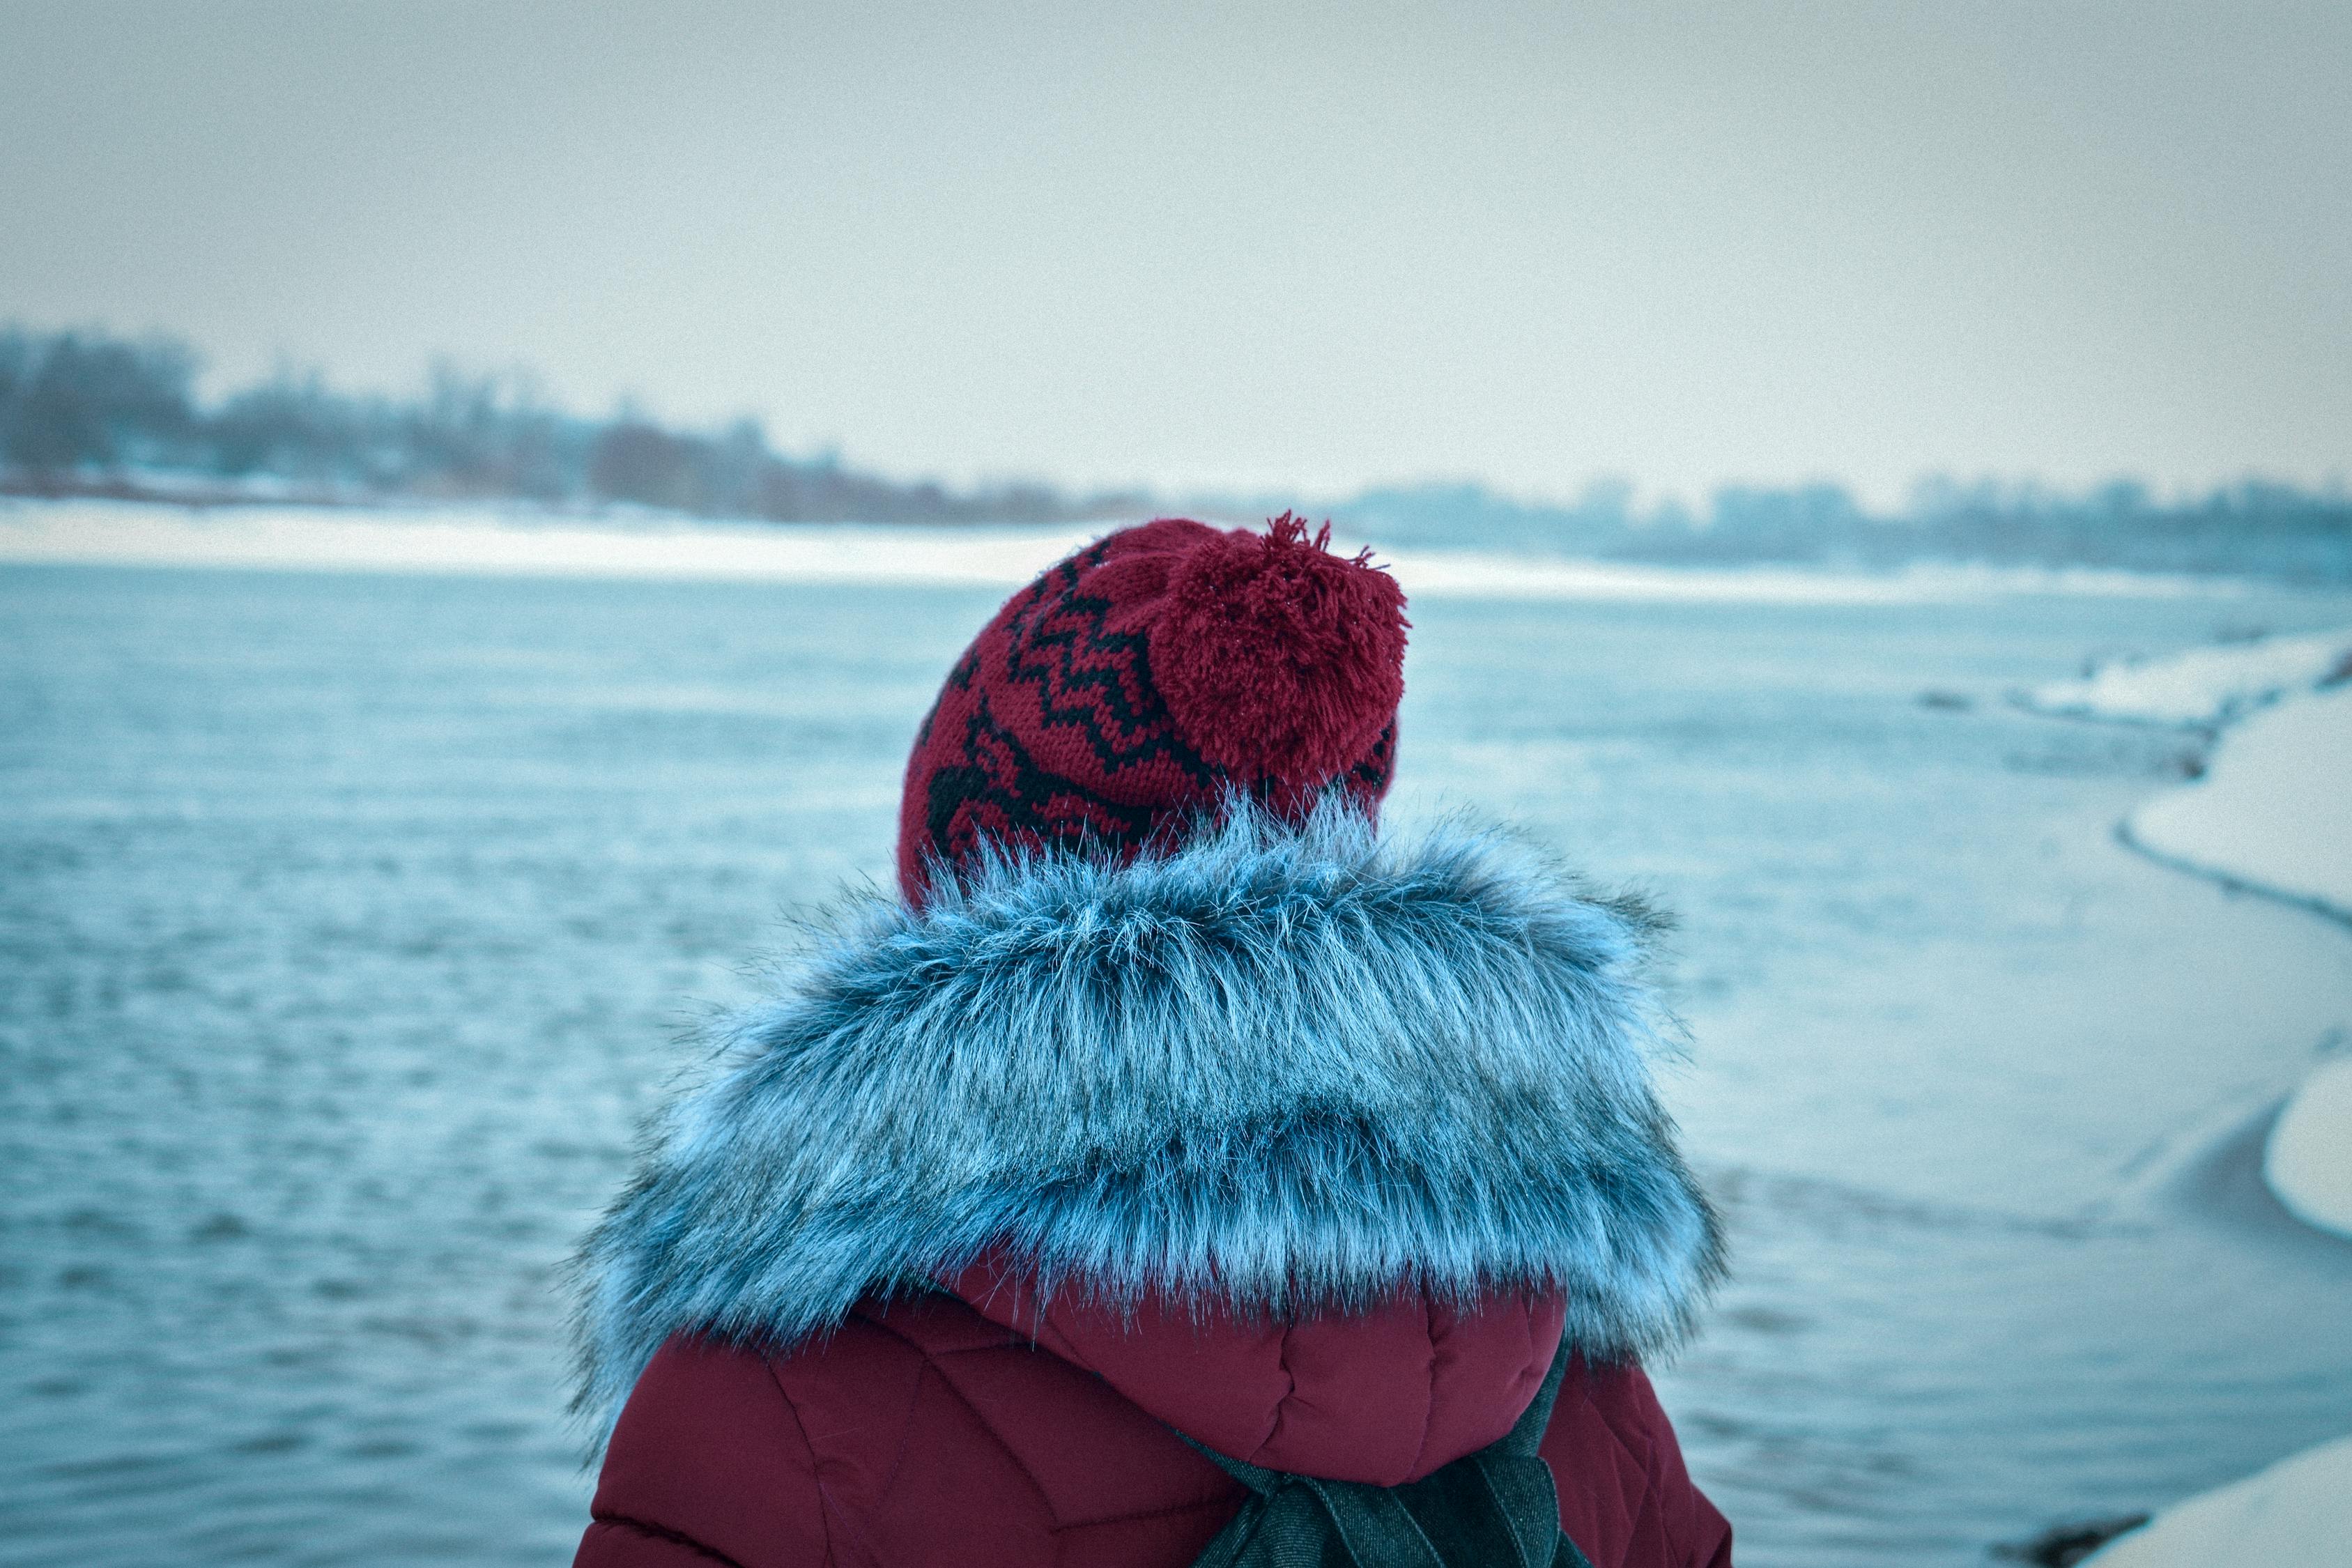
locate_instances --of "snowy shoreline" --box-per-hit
[0,496,2261,605]
[2030,629,2352,1240]
[2084,1437,2352,1568]
[2031,629,2352,1567]
[2022,627,2352,730]
[2126,687,2352,933]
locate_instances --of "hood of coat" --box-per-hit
[942,1254,1571,1484]
[574,799,1724,1448]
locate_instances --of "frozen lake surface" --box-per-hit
[5,552,2351,1566]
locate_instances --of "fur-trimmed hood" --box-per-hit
[574,800,1723,1437]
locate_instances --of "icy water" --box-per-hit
[5,560,2351,1567]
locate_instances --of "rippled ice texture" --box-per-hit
[5,564,2351,1567]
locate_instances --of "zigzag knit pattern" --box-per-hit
[896,516,1405,900]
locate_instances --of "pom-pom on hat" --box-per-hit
[896,514,1408,901]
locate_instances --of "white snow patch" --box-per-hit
[2027,629,2352,727]
[2084,632,2352,1243]
[2084,1434,2352,1567]
[2264,1056,2352,1241]
[2130,684,2352,925]
[1370,548,2232,606]
[0,499,2251,605]
[0,500,1103,590]
[2125,676,2352,1240]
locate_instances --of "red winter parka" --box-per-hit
[570,804,1730,1568]
[580,1278,1729,1567]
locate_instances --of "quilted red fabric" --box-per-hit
[576,1281,1732,1568]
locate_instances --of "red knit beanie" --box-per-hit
[896,514,1410,901]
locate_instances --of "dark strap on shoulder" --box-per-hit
[1177,1338,1596,1568]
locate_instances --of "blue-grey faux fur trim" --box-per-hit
[573,799,1724,1437]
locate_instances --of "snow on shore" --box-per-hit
[2056,629,2352,1238]
[2056,631,2352,1565]
[2025,627,2352,727]
[0,498,2249,605]
[2264,1056,2352,1239]
[2084,1435,2352,1567]
[2130,684,2352,928]
[0,499,1103,590]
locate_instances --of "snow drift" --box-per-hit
[2075,632,2352,1239]
[2084,1435,2352,1567]
[2027,628,2352,728]
[2054,630,2352,1568]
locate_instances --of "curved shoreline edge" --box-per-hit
[2051,633,2352,1567]
[2084,1436,2352,1567]
[2117,683,2352,1244]
[2112,817,2352,937]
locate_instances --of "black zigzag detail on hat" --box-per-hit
[913,643,985,748]
[923,694,1166,864]
[997,579,1223,785]
[1350,722,1397,791]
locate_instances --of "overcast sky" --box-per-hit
[3,0,2346,505]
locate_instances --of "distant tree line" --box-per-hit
[0,324,1137,523]
[6,323,2346,578]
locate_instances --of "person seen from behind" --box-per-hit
[571,516,1732,1567]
